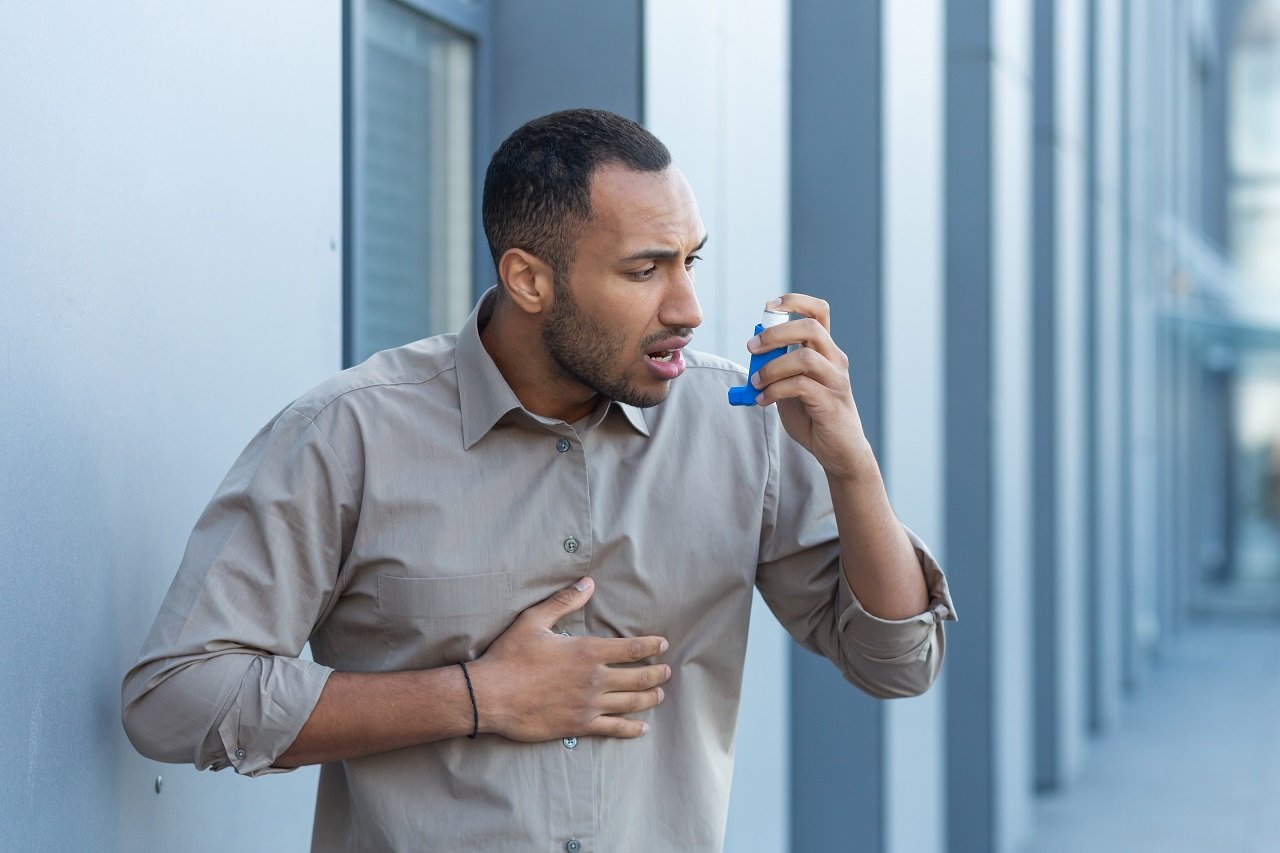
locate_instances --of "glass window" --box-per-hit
[348,0,475,364]
[1210,0,1280,613]
[1229,0,1280,292]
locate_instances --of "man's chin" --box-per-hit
[611,379,672,410]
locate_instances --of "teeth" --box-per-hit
[649,351,673,362]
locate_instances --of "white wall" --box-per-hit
[0,3,342,850]
[992,0,1036,848]
[643,1,792,850]
[882,2,947,851]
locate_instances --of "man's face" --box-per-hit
[542,164,706,410]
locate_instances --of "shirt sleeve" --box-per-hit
[753,409,957,699]
[121,406,357,776]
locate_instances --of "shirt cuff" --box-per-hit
[836,524,957,663]
[215,655,333,777]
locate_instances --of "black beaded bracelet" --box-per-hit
[458,661,479,739]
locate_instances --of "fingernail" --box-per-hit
[747,335,761,352]
[767,297,783,308]
[573,577,591,592]
[640,722,650,734]
[659,638,669,653]
[656,687,665,702]
[750,374,762,389]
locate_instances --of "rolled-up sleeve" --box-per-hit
[121,406,355,775]
[754,410,956,699]
[829,526,955,697]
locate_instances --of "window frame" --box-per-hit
[342,0,492,367]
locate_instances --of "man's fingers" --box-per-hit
[599,687,666,715]
[586,715,650,739]
[600,663,672,692]
[753,375,833,409]
[751,317,845,365]
[752,346,849,393]
[768,293,831,330]
[520,576,594,628]
[585,635,670,664]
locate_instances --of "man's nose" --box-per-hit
[662,268,703,330]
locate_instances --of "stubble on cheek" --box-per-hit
[543,286,665,409]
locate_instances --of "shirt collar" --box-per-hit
[456,287,651,450]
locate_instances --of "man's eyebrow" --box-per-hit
[617,234,709,263]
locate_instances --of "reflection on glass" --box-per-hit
[1231,353,1280,591]
[354,0,474,363]
[1218,0,1280,613]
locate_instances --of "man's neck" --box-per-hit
[478,296,599,423]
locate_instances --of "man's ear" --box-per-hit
[498,249,555,315]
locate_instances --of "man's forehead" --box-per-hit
[586,164,703,244]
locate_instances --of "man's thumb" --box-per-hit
[532,576,594,626]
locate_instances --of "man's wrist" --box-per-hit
[823,438,881,486]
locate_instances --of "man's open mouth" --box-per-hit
[646,350,675,363]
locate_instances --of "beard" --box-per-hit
[542,276,683,410]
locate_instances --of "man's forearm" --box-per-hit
[828,443,929,621]
[275,666,474,767]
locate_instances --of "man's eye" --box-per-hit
[630,266,657,280]
[685,254,703,269]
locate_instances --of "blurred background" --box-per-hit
[2,0,1278,851]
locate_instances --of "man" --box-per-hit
[123,108,955,852]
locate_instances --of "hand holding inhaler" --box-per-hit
[727,308,794,406]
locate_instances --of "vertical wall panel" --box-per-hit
[488,0,643,148]
[644,2,792,849]
[883,1,947,851]
[1125,0,1162,680]
[945,0,1036,849]
[0,3,343,851]
[1032,0,1089,792]
[1085,0,1127,730]
[790,0,885,850]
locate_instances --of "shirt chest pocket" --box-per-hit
[376,572,516,668]
[377,571,513,619]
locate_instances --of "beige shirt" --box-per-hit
[122,291,956,852]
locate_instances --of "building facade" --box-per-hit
[1,1,1263,851]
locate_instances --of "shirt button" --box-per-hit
[556,437,571,453]
[563,736,578,749]
[563,537,579,554]
[234,747,246,760]
[565,840,582,853]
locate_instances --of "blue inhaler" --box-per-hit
[728,308,792,406]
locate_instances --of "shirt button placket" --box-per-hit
[557,427,591,853]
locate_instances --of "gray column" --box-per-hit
[1084,0,1126,731]
[483,0,644,291]
[1125,0,1163,675]
[1146,0,1182,641]
[789,1,885,850]
[1031,0,1089,792]
[488,0,643,141]
[944,0,1036,850]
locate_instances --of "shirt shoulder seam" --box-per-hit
[290,361,458,422]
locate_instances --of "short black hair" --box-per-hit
[482,108,671,278]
